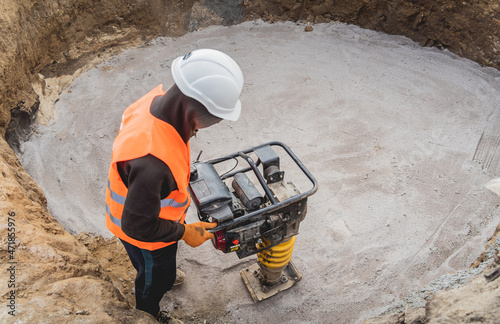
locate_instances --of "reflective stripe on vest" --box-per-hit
[106,180,189,228]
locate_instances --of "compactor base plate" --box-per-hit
[240,261,302,302]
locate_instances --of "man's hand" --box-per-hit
[181,222,217,247]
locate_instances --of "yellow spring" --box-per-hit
[257,236,296,269]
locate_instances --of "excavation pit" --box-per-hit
[15,20,500,323]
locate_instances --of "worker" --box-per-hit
[105,49,244,323]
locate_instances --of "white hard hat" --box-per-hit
[171,49,244,121]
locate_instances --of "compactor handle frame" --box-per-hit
[203,141,318,233]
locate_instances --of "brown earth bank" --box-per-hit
[1,0,500,323]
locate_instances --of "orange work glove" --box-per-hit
[181,222,217,247]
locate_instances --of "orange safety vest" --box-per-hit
[105,84,191,250]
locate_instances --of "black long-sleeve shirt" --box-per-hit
[119,154,186,243]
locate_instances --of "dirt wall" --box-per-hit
[1,0,194,148]
[2,1,500,143]
[243,0,500,70]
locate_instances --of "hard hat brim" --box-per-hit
[171,53,242,122]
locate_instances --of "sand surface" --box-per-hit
[20,21,500,323]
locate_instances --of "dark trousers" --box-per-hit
[120,239,178,317]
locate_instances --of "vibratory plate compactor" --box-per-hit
[188,142,318,302]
